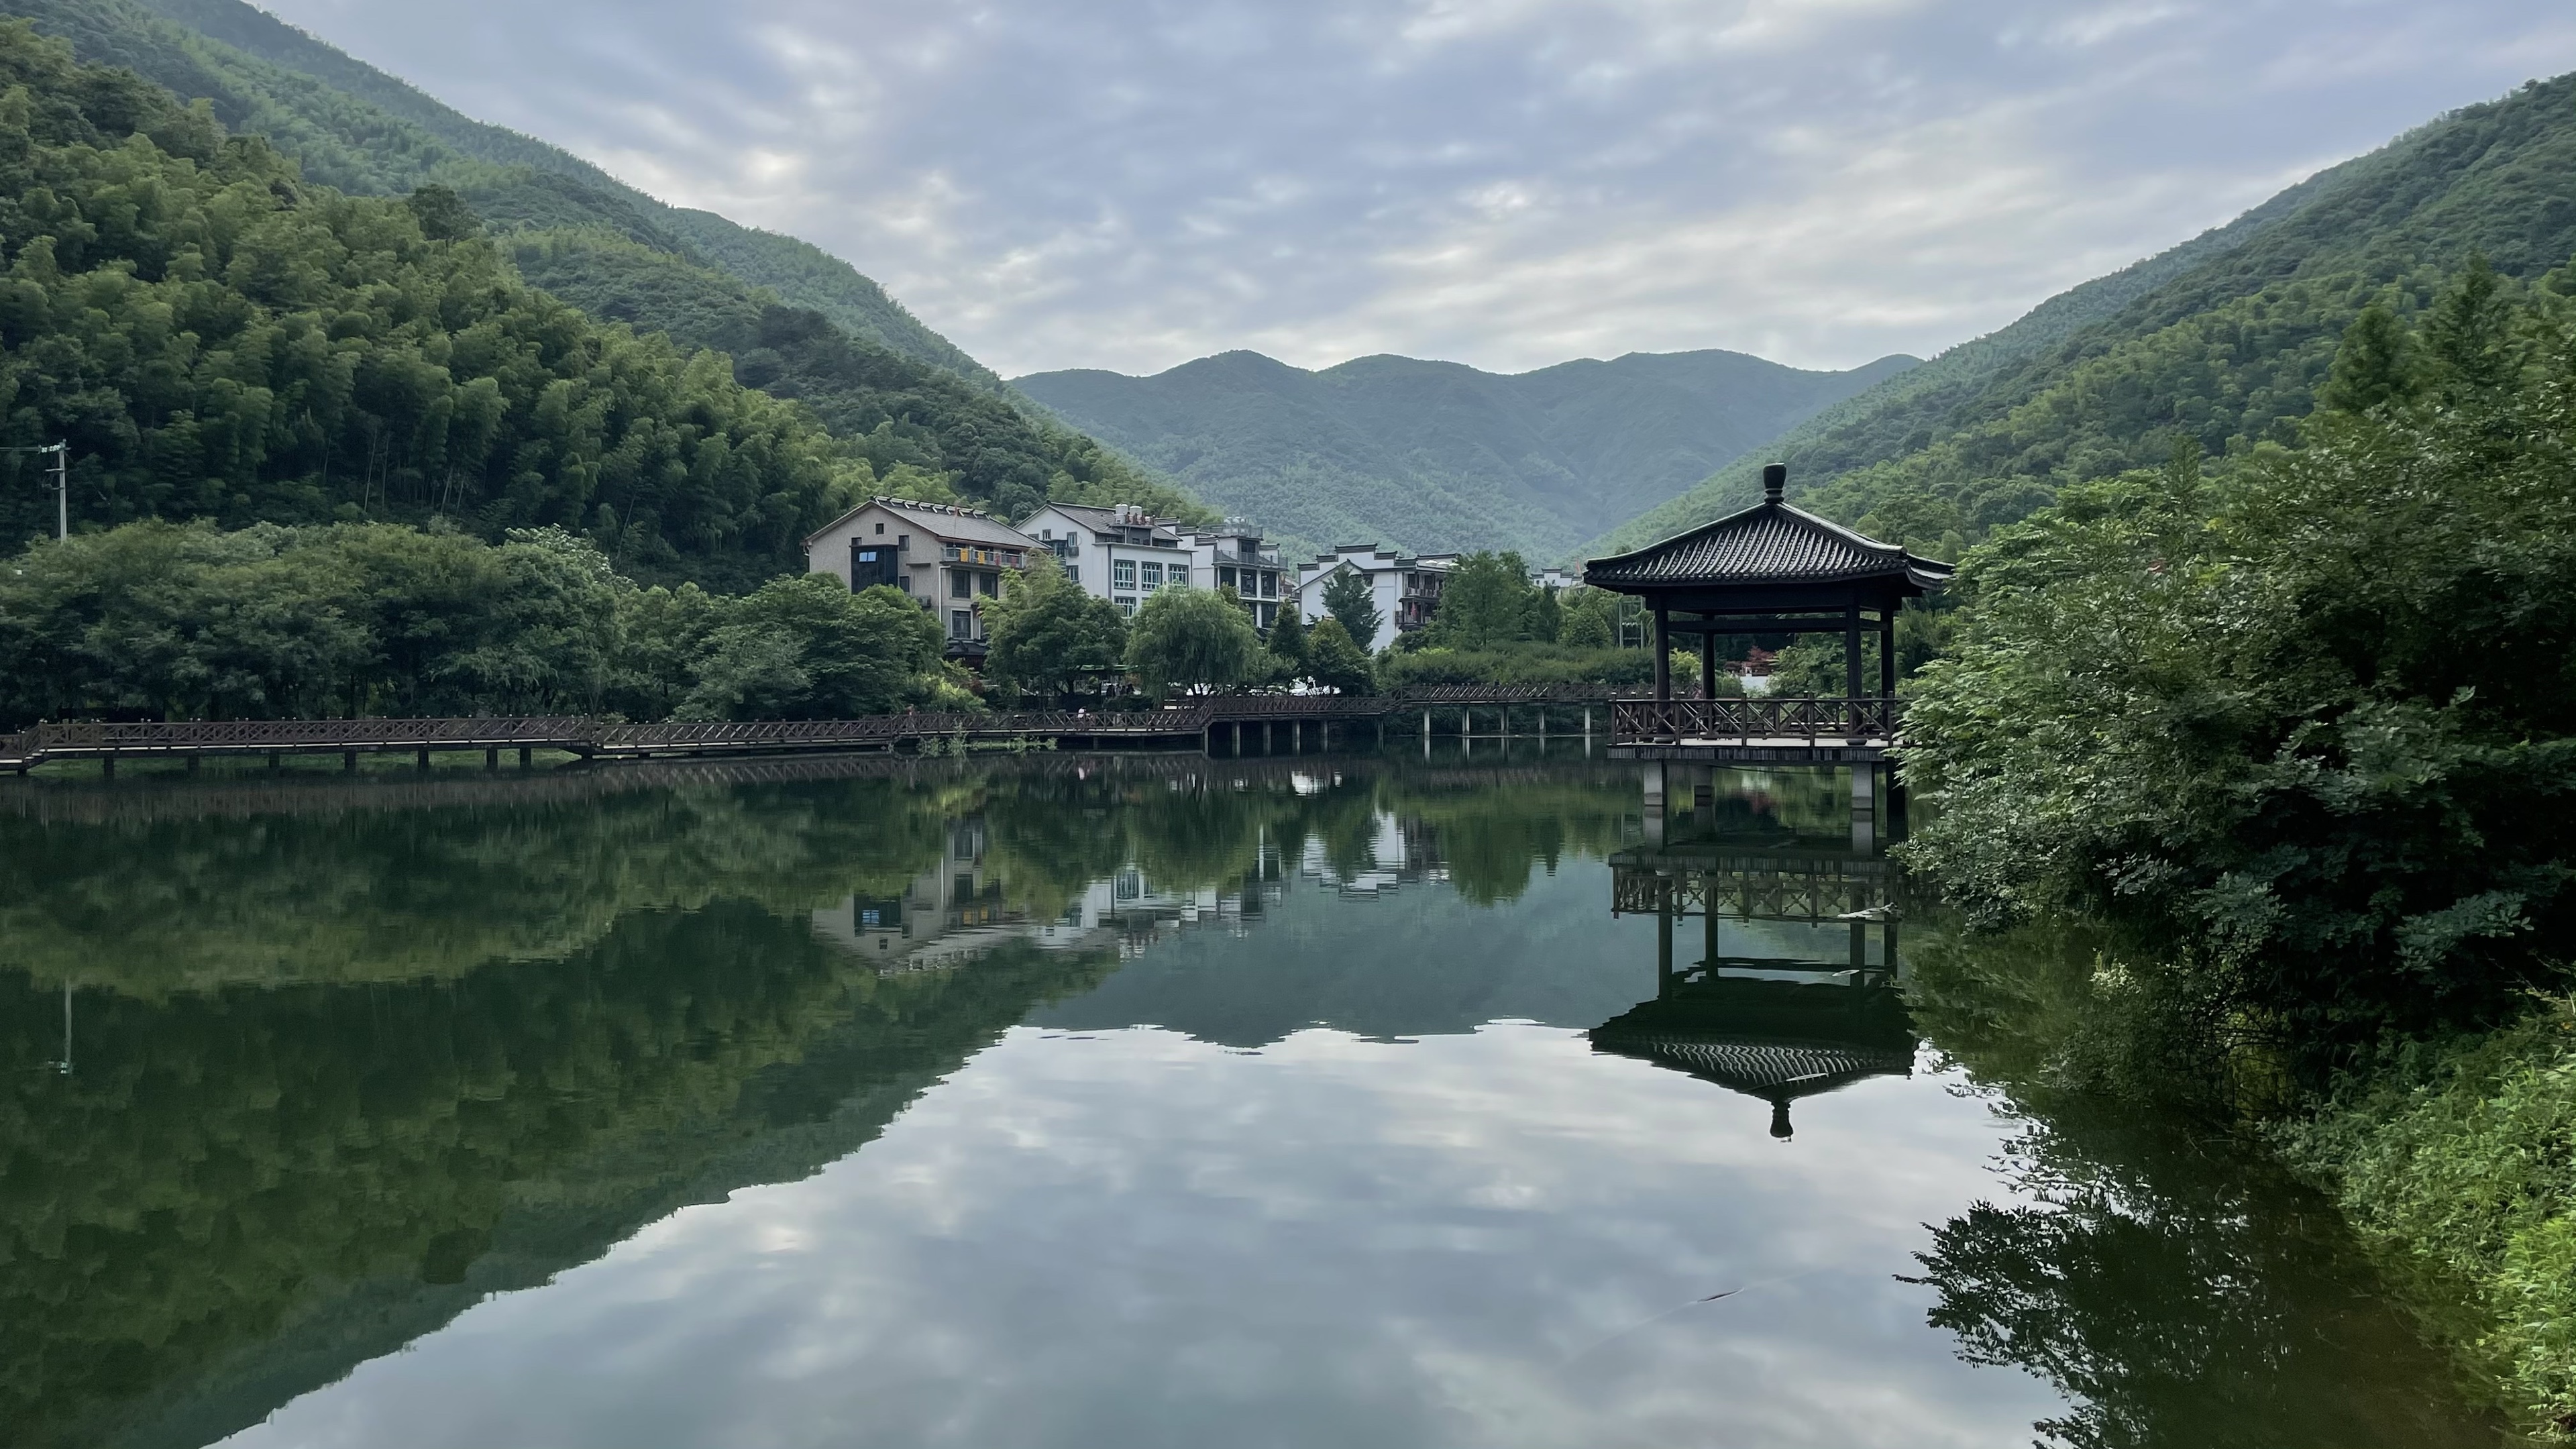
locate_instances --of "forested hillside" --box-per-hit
[508,230,1199,526]
[1587,73,2576,562]
[0,24,877,588]
[1,0,1004,386]
[0,0,1207,568]
[1019,347,1913,560]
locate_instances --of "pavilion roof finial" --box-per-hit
[1762,463,1786,504]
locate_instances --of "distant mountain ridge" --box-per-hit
[1017,347,1916,561]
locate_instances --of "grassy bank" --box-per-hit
[2277,1006,2576,1436]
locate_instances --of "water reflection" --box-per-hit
[0,754,2503,1449]
[1597,765,1915,1140]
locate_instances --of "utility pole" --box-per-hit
[7,441,69,539]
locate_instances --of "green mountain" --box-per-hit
[1588,72,2576,563]
[1016,347,1916,561]
[5,0,998,386]
[0,0,1206,562]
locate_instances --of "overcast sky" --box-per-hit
[258,0,2576,379]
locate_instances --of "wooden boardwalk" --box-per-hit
[0,689,1903,773]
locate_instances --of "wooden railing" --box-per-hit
[1611,857,1898,923]
[0,684,1684,770]
[1610,697,1899,745]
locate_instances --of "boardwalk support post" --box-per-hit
[416,747,431,771]
[519,746,533,768]
[342,750,357,772]
[99,753,113,780]
[486,747,500,770]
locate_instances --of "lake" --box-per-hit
[0,746,2503,1448]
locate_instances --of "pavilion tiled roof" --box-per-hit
[1584,498,1953,592]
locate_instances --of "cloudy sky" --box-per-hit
[258,0,2576,379]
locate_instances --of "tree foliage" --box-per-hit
[1318,564,1380,647]
[0,23,883,588]
[980,553,1126,702]
[1123,584,1260,699]
[1900,258,2576,1055]
[1300,616,1372,694]
[0,517,953,726]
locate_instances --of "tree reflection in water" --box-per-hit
[1908,1096,2499,1449]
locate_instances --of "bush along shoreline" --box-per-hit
[1892,256,2576,1438]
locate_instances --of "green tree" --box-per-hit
[1265,604,1309,674]
[982,555,1126,702]
[1124,586,1260,698]
[1558,588,1615,651]
[403,182,481,241]
[1303,616,1373,695]
[1525,584,1562,643]
[1432,551,1538,649]
[1901,257,2576,1057]
[678,576,942,720]
[1320,566,1382,647]
[2317,301,2417,415]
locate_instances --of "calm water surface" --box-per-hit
[0,748,2502,1448]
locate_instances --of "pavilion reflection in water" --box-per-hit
[1590,765,1917,1140]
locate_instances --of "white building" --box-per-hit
[1020,503,1289,627]
[1292,545,1458,653]
[1186,524,1289,630]
[803,496,1042,652]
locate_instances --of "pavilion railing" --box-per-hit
[1610,697,1899,745]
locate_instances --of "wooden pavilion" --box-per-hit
[1583,464,1953,706]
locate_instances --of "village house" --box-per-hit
[802,496,1043,655]
[1291,545,1458,653]
[1020,503,1289,627]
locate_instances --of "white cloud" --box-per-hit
[255,0,2576,377]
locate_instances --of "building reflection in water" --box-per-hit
[1591,763,1916,1140]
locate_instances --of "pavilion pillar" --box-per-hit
[1879,607,1897,698]
[1844,602,1864,700]
[1699,632,1717,702]
[1656,881,1674,995]
[1653,604,1672,702]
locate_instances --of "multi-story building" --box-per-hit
[1020,504,1289,627]
[1019,502,1195,619]
[1291,545,1458,653]
[802,496,1042,653]
[1187,525,1288,630]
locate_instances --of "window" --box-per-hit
[1260,571,1276,598]
[950,610,973,639]
[951,570,972,600]
[896,576,910,594]
[1113,559,1136,590]
[977,572,998,597]
[1117,597,1138,617]
[1168,566,1188,589]
[1258,602,1277,629]
[1139,561,1163,589]
[875,521,886,535]
[1065,564,1079,587]
[1219,566,1237,590]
